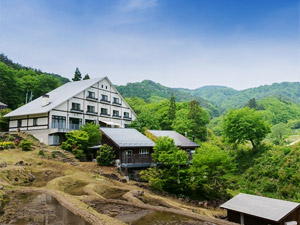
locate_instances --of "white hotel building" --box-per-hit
[5,77,136,145]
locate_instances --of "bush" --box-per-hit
[0,141,14,150]
[19,140,33,151]
[96,144,115,166]
[38,150,45,156]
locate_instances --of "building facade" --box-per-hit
[5,77,136,145]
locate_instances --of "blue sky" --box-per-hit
[0,0,299,89]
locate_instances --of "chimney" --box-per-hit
[42,95,50,107]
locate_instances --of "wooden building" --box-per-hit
[100,128,155,178]
[220,193,300,225]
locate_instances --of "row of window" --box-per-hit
[125,149,149,156]
[71,102,130,118]
[86,91,121,104]
[17,118,38,127]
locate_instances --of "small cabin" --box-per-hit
[100,128,155,178]
[220,193,300,225]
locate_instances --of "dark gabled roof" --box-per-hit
[148,130,199,148]
[220,193,300,222]
[100,128,155,148]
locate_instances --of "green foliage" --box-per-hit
[222,107,270,148]
[96,144,115,166]
[269,123,292,145]
[168,93,176,123]
[80,123,102,146]
[0,54,69,109]
[0,108,12,131]
[190,143,235,199]
[38,150,45,156]
[129,109,160,133]
[83,74,90,80]
[72,67,82,81]
[19,140,33,151]
[51,152,56,158]
[246,98,258,109]
[0,141,14,150]
[61,130,89,160]
[188,100,209,141]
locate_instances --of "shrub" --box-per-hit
[19,140,33,151]
[51,152,56,158]
[38,150,45,156]
[96,144,115,166]
[0,141,14,150]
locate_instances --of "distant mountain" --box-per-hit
[116,80,221,117]
[116,80,300,114]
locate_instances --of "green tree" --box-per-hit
[83,74,90,80]
[188,100,209,141]
[190,143,235,199]
[247,98,257,109]
[270,123,292,144]
[72,67,82,81]
[222,107,271,148]
[0,108,12,131]
[80,123,102,146]
[168,93,176,125]
[96,144,115,166]
[129,109,160,133]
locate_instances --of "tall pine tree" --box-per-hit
[169,93,176,122]
[72,67,82,81]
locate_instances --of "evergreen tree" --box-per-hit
[72,67,82,81]
[247,98,257,109]
[168,93,176,122]
[83,74,90,80]
[188,100,209,141]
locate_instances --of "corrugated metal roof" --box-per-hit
[5,78,104,117]
[220,193,300,222]
[100,128,155,148]
[148,130,199,148]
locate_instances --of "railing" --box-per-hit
[122,154,152,164]
[86,96,98,101]
[70,108,84,113]
[100,99,110,103]
[69,124,81,130]
[86,111,98,115]
[123,117,132,121]
[51,122,66,129]
[112,101,122,106]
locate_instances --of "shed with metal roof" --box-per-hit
[220,193,300,225]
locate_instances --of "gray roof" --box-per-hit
[148,130,199,148]
[0,102,7,106]
[220,193,300,222]
[5,77,104,117]
[100,128,155,148]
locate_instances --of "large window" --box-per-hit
[113,97,120,104]
[71,103,81,111]
[101,108,108,115]
[87,91,95,99]
[139,149,149,155]
[113,110,119,117]
[87,105,95,113]
[69,118,82,130]
[101,94,108,102]
[52,116,66,129]
[124,112,130,118]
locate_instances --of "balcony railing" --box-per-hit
[123,117,132,121]
[51,122,66,129]
[112,101,122,106]
[86,111,98,115]
[69,124,81,130]
[70,108,84,113]
[122,154,152,164]
[86,96,98,101]
[100,99,110,103]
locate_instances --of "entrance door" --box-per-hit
[122,150,132,163]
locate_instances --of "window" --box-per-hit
[101,85,103,88]
[113,97,119,104]
[17,119,22,128]
[139,149,149,155]
[124,112,129,118]
[85,119,95,124]
[101,108,108,115]
[126,150,132,156]
[106,86,108,89]
[71,103,81,111]
[51,116,66,129]
[33,118,38,126]
[69,118,82,130]
[87,91,95,99]
[101,94,108,102]
[113,110,119,117]
[87,105,95,113]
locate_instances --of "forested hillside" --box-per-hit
[117,80,300,114]
[0,54,70,109]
